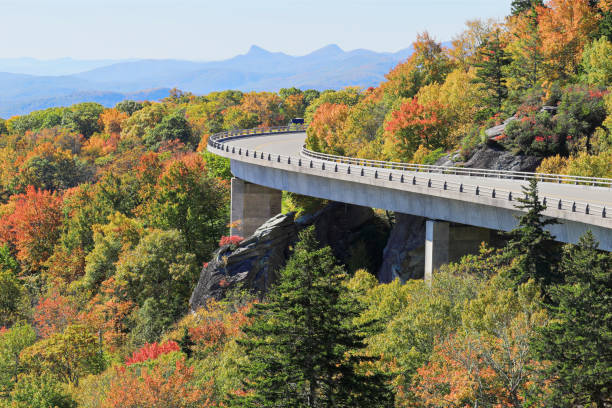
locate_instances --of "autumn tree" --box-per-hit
[0,186,63,273]
[305,103,350,154]
[537,0,599,80]
[383,97,450,161]
[99,108,129,135]
[103,359,213,408]
[239,92,286,127]
[140,154,229,264]
[33,290,79,339]
[20,324,104,386]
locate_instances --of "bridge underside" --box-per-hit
[230,159,612,252]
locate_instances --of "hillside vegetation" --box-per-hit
[0,0,610,407]
[305,0,612,179]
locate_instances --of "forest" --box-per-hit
[0,0,610,407]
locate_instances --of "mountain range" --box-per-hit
[0,44,419,118]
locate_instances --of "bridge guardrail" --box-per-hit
[207,127,610,222]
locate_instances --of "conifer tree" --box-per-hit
[532,232,612,408]
[511,0,543,16]
[472,29,511,111]
[506,178,561,289]
[230,227,393,407]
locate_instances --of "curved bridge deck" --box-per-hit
[209,128,612,251]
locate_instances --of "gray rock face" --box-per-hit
[189,202,376,311]
[484,116,517,138]
[463,144,542,172]
[377,213,426,283]
[189,212,298,311]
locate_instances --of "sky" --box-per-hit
[1,0,512,61]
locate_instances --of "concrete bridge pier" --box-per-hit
[424,220,450,282]
[230,177,282,238]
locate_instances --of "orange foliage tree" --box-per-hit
[33,290,78,338]
[305,103,350,154]
[537,0,599,80]
[384,98,450,161]
[99,108,129,135]
[239,92,286,127]
[79,277,136,352]
[103,359,217,408]
[0,186,63,272]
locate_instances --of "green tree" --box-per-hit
[511,0,543,16]
[115,100,144,116]
[10,374,76,408]
[115,229,199,333]
[0,324,36,397]
[231,227,393,407]
[472,29,511,111]
[142,154,229,264]
[0,269,28,327]
[532,232,612,408]
[20,324,104,386]
[581,36,612,86]
[144,111,193,149]
[506,179,561,290]
[62,103,104,138]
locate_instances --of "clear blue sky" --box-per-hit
[1,0,511,60]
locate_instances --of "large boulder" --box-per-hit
[377,213,426,283]
[189,212,298,311]
[463,143,542,172]
[190,202,376,311]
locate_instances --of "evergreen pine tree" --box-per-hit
[229,227,393,407]
[532,232,612,408]
[511,0,543,16]
[506,178,561,289]
[472,29,512,111]
[507,3,545,91]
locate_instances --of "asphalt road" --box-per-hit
[227,132,612,208]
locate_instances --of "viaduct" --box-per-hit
[208,126,612,280]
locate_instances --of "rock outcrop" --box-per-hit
[190,203,376,311]
[377,214,426,283]
[463,143,542,172]
[435,143,542,172]
[189,212,298,311]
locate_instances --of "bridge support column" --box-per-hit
[424,220,450,282]
[230,177,282,238]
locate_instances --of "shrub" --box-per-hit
[125,341,180,366]
[218,235,244,247]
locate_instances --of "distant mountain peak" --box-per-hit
[308,44,344,57]
[247,45,271,55]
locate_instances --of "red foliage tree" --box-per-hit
[384,98,450,161]
[33,290,79,338]
[0,186,63,273]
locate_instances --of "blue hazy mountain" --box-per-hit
[0,44,419,118]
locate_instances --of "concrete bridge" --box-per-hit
[208,127,612,279]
